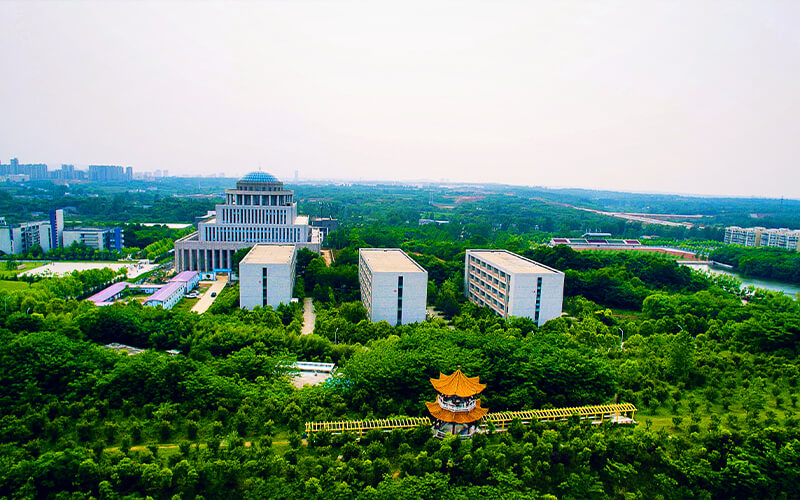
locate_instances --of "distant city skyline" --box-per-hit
[2,1,799,198]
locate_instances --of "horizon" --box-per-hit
[6,158,800,202]
[2,1,800,198]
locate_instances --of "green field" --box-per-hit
[0,261,47,279]
[0,280,31,291]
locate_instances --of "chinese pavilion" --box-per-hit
[426,368,489,438]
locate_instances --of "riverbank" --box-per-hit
[681,262,800,297]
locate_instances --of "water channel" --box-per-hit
[681,263,800,297]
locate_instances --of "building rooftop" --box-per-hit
[430,369,486,397]
[145,281,185,303]
[241,244,296,265]
[360,248,426,273]
[240,171,280,183]
[468,249,559,274]
[87,282,132,304]
[64,227,112,232]
[170,271,199,283]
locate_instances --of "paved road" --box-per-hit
[191,275,229,314]
[301,297,315,335]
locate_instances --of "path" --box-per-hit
[427,306,455,329]
[191,275,228,314]
[301,297,315,335]
[321,249,334,265]
[530,196,703,228]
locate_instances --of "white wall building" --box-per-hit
[144,281,185,310]
[239,244,297,310]
[465,249,564,326]
[63,227,123,251]
[169,271,200,293]
[0,209,63,255]
[358,248,428,325]
[724,226,800,251]
[174,172,321,274]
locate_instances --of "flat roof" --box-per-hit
[241,244,296,265]
[64,227,114,232]
[360,248,426,273]
[468,250,559,274]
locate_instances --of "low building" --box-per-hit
[86,282,162,306]
[310,217,339,241]
[239,244,297,310]
[63,227,123,251]
[144,281,185,310]
[358,248,428,325]
[549,237,642,249]
[465,249,564,326]
[169,271,200,293]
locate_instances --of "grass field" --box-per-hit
[0,280,31,291]
[172,297,200,313]
[0,261,47,279]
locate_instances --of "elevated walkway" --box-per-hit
[305,403,637,436]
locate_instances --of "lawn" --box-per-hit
[172,297,200,313]
[0,261,47,279]
[0,280,31,291]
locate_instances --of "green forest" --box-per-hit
[1,204,800,498]
[711,246,800,284]
[1,179,799,498]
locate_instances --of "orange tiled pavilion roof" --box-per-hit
[430,369,486,397]
[426,399,489,423]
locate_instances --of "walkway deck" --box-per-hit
[305,403,637,436]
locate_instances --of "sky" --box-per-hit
[1,1,799,198]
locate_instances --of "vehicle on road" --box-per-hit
[211,292,216,297]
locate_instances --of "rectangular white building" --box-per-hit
[144,281,185,310]
[358,248,428,325]
[724,226,800,251]
[239,244,297,310]
[63,227,123,251]
[465,249,564,326]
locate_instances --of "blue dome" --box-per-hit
[240,171,280,183]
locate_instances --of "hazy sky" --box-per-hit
[1,1,799,197]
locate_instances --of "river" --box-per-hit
[681,263,800,297]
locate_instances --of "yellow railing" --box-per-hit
[484,403,637,430]
[304,403,637,436]
[305,417,431,436]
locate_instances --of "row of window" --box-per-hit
[203,226,300,243]
[227,193,293,206]
[221,207,288,225]
[396,276,404,324]
[469,264,508,289]
[261,268,269,306]
[468,256,509,281]
[468,279,507,306]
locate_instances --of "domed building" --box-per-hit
[174,171,320,274]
